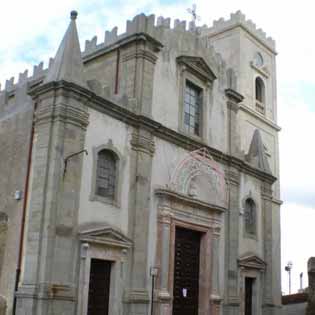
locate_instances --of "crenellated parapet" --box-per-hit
[0,58,55,108]
[0,12,240,107]
[201,10,276,52]
[82,13,215,59]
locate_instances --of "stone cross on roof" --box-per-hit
[187,4,200,24]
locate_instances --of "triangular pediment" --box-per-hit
[79,224,132,249]
[246,129,271,174]
[238,254,266,271]
[177,55,217,82]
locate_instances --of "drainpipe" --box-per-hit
[12,107,36,315]
[114,48,120,94]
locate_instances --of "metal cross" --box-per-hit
[187,4,200,23]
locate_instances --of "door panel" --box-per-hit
[173,227,201,315]
[245,277,254,315]
[87,259,111,315]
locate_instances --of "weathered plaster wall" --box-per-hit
[239,174,264,258]
[83,50,117,96]
[0,88,33,314]
[151,29,228,154]
[78,107,131,234]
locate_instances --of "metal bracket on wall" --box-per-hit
[63,149,88,178]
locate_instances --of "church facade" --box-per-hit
[0,9,282,315]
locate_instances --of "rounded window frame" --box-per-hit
[254,76,266,115]
[243,197,257,239]
[90,142,123,207]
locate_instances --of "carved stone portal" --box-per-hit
[170,148,227,207]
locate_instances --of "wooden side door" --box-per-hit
[87,259,111,315]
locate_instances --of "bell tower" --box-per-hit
[202,11,282,315]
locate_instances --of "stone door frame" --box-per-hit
[154,188,225,315]
[77,225,132,315]
[238,254,266,315]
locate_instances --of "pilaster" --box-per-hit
[15,82,89,315]
[225,88,244,158]
[124,128,155,315]
[261,181,280,315]
[121,37,161,117]
[210,226,222,315]
[223,167,241,315]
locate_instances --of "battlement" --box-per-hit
[0,58,54,95]
[82,13,201,58]
[0,12,238,97]
[202,11,276,51]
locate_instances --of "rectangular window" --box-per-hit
[184,81,202,136]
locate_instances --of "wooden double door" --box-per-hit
[172,227,201,315]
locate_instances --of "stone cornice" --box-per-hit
[28,80,277,184]
[225,88,244,104]
[155,188,227,213]
[29,81,90,129]
[239,104,281,131]
[176,55,217,82]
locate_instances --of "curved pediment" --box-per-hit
[238,254,266,271]
[79,224,132,249]
[177,55,217,83]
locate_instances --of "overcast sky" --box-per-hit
[1,0,314,295]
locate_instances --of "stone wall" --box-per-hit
[282,293,308,315]
[0,84,33,313]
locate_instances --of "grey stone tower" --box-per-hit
[15,11,90,314]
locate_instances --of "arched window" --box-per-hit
[255,77,265,114]
[96,150,117,199]
[244,198,256,237]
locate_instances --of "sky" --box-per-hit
[1,0,314,295]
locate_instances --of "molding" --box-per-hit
[272,197,283,206]
[123,289,150,304]
[27,80,277,184]
[238,254,266,271]
[206,23,277,55]
[176,55,217,83]
[89,142,124,207]
[155,188,226,213]
[239,104,281,131]
[250,61,269,78]
[79,225,132,249]
[225,88,244,104]
[130,130,155,155]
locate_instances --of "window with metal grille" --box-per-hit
[184,81,202,136]
[96,150,116,199]
[244,198,256,236]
